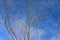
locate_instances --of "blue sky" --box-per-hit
[0,0,60,40]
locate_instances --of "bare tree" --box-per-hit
[1,0,20,40]
[1,0,47,40]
